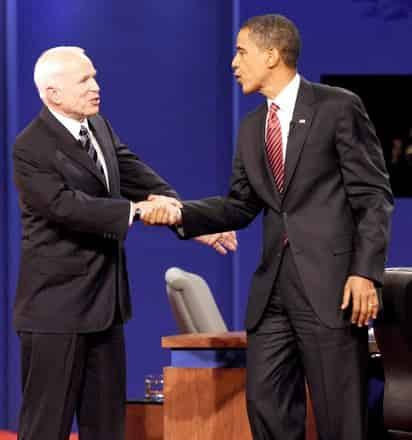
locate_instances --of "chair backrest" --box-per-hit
[374,268,412,439]
[165,267,228,333]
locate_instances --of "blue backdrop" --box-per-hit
[1,0,412,430]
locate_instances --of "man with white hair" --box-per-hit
[12,46,235,440]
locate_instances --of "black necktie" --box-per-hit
[79,125,105,177]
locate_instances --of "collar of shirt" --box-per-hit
[48,107,91,140]
[265,74,300,158]
[266,73,300,121]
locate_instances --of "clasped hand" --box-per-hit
[133,195,182,226]
[132,195,238,255]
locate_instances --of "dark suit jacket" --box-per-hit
[181,78,393,330]
[13,106,177,333]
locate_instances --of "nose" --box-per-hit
[90,78,100,92]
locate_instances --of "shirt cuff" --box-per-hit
[129,202,135,226]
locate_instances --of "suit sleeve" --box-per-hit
[180,129,264,238]
[335,93,393,285]
[13,143,131,240]
[103,119,179,202]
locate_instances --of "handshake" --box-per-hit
[131,195,237,255]
[132,194,183,226]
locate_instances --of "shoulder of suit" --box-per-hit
[310,81,361,105]
[13,116,60,170]
[15,115,42,142]
[14,114,55,152]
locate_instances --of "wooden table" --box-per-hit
[162,331,318,440]
[125,400,163,440]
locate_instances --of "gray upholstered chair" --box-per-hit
[165,267,228,333]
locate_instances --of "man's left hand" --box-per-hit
[341,275,379,327]
[194,231,238,255]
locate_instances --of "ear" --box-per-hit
[267,48,280,68]
[45,86,61,105]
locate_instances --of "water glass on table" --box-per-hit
[144,374,164,402]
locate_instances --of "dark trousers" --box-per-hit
[17,325,126,440]
[246,246,369,440]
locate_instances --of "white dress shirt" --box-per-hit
[265,73,300,161]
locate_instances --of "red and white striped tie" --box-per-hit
[266,103,284,193]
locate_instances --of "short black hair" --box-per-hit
[241,14,301,68]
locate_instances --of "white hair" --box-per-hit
[33,46,86,100]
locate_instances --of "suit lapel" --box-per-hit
[283,78,316,194]
[88,117,120,196]
[39,107,107,189]
[245,78,317,208]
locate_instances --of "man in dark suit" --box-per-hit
[13,46,236,440]
[145,14,393,440]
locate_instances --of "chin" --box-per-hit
[241,83,257,95]
[241,86,254,95]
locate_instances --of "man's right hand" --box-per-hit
[131,198,182,225]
